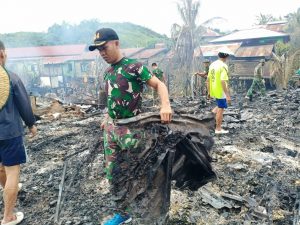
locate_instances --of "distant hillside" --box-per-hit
[0,20,170,48]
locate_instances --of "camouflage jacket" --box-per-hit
[254,63,264,79]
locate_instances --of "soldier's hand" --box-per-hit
[100,121,105,130]
[28,125,37,137]
[160,105,172,123]
[100,114,109,130]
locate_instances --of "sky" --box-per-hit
[1,0,300,37]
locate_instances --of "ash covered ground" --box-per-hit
[1,89,299,225]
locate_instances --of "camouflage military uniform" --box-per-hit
[103,57,152,180]
[152,68,164,82]
[200,65,209,96]
[246,62,266,98]
[152,68,164,104]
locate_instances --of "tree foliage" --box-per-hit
[0,20,169,48]
[255,13,277,25]
[285,8,300,52]
[274,41,290,56]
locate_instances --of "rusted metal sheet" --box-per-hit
[235,45,274,57]
[196,43,241,57]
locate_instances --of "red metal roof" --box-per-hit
[131,48,167,59]
[121,48,145,57]
[43,56,76,64]
[6,45,166,64]
[6,44,87,59]
[235,45,274,57]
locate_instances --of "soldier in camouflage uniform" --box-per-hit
[151,63,165,106]
[246,59,266,100]
[195,59,210,96]
[89,28,172,225]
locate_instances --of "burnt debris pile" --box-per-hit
[0,89,299,225]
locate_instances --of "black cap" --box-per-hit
[88,28,119,51]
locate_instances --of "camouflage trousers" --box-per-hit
[103,119,145,180]
[194,76,206,97]
[199,77,207,96]
[103,118,147,212]
[247,78,266,97]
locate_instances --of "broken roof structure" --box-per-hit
[198,28,290,59]
[196,28,290,78]
[209,28,289,44]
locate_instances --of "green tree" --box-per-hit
[255,13,276,25]
[274,41,290,56]
[285,8,300,52]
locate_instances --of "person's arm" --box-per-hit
[195,71,207,77]
[12,75,37,136]
[206,77,210,98]
[147,76,172,123]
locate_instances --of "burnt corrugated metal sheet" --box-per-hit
[235,45,274,57]
[195,43,241,57]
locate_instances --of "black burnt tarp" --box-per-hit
[112,112,216,224]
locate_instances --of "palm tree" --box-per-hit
[170,0,224,97]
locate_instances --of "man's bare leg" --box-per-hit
[212,106,218,114]
[0,165,6,188]
[2,165,20,224]
[216,108,224,131]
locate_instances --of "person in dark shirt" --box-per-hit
[89,28,172,225]
[0,40,37,225]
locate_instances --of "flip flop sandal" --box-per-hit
[1,212,24,225]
